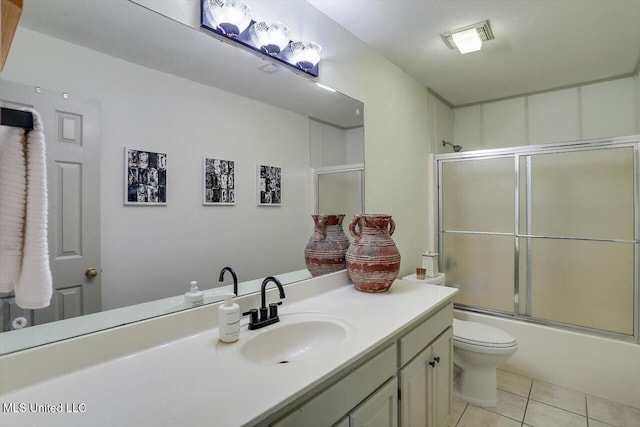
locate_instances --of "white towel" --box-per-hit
[0,109,52,309]
[0,125,27,292]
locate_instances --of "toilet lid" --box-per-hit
[453,319,517,348]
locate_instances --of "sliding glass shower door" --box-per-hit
[441,157,515,313]
[438,138,639,341]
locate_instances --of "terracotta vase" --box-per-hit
[346,214,401,292]
[304,214,350,277]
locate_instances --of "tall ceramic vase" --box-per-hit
[304,214,350,277]
[346,214,401,292]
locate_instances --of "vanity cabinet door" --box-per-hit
[349,377,398,427]
[399,343,432,427]
[399,327,453,427]
[430,328,453,427]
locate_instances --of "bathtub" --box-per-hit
[455,309,640,408]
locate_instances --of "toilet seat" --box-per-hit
[453,319,517,349]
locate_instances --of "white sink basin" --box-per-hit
[218,313,353,365]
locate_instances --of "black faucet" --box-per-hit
[243,276,286,330]
[218,266,238,296]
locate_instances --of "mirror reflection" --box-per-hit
[0,0,364,354]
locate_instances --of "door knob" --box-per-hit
[85,268,98,279]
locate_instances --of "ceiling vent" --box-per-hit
[258,62,280,74]
[441,20,494,50]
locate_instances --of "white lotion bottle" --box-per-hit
[218,294,240,343]
[185,281,204,306]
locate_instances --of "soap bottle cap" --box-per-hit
[190,281,199,293]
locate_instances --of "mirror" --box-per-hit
[0,0,364,354]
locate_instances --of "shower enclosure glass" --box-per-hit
[437,137,639,341]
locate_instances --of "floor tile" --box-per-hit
[497,369,532,398]
[484,389,528,422]
[530,380,587,415]
[447,399,467,427]
[587,395,640,427]
[456,405,521,427]
[524,400,588,427]
[588,419,616,427]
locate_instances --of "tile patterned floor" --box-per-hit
[449,370,640,427]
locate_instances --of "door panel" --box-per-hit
[399,345,431,426]
[0,80,101,331]
[431,328,453,427]
[350,377,398,427]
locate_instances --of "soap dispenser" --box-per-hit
[218,294,240,343]
[185,281,204,306]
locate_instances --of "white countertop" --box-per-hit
[0,278,457,427]
[0,269,312,355]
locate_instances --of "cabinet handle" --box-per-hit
[434,356,441,364]
[428,360,436,368]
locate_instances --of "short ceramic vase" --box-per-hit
[304,214,350,277]
[346,214,401,292]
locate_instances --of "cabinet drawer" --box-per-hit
[273,343,397,427]
[399,303,452,366]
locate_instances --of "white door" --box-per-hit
[0,80,101,331]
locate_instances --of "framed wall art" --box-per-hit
[203,157,235,205]
[125,147,167,205]
[256,164,281,206]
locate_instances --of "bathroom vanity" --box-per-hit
[0,271,457,427]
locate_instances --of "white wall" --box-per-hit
[426,93,454,251]
[636,67,640,132]
[1,28,313,309]
[345,127,365,165]
[137,0,436,277]
[309,121,363,168]
[453,76,639,150]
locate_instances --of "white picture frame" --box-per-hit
[256,164,281,206]
[203,157,235,205]
[124,147,167,205]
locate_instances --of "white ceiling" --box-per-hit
[308,0,640,106]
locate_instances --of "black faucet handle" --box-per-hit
[268,302,280,319]
[242,308,258,325]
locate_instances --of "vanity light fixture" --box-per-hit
[441,20,494,54]
[201,0,322,77]
[290,41,323,72]
[252,21,291,56]
[204,0,252,37]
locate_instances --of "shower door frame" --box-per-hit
[436,135,640,343]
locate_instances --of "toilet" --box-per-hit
[451,317,517,406]
[402,273,518,407]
